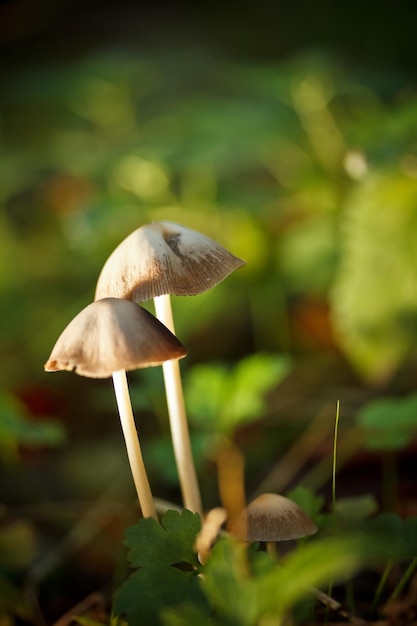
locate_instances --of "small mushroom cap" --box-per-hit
[44,297,186,379]
[232,493,317,542]
[95,221,246,302]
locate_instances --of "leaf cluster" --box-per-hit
[184,353,292,435]
[114,509,363,626]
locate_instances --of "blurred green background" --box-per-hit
[1,0,417,620]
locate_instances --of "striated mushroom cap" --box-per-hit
[95,221,246,302]
[44,297,186,379]
[232,493,317,542]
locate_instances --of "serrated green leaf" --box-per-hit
[114,565,205,626]
[114,510,206,626]
[125,510,202,568]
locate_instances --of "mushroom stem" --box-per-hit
[217,441,247,533]
[112,369,157,520]
[153,294,203,516]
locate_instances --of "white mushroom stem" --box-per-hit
[153,294,203,516]
[112,369,157,520]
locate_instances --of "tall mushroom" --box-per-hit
[95,221,245,516]
[44,297,186,520]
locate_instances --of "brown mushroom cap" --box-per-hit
[95,221,246,302]
[44,297,186,378]
[232,493,318,542]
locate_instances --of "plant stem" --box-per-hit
[112,369,157,520]
[332,400,341,519]
[328,401,341,609]
[372,559,393,613]
[388,556,417,603]
[153,294,203,516]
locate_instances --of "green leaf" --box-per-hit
[201,539,267,625]
[331,173,417,382]
[200,535,361,625]
[185,353,291,435]
[114,510,206,626]
[360,513,417,560]
[268,536,361,612]
[334,495,379,523]
[286,485,325,519]
[115,566,205,626]
[357,392,417,451]
[125,510,202,568]
[161,604,211,626]
[286,486,329,529]
[145,433,208,487]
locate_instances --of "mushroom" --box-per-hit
[95,221,245,516]
[231,493,317,545]
[44,297,186,520]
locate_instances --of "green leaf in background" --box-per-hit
[277,196,339,296]
[114,510,206,626]
[185,353,292,435]
[286,485,328,528]
[145,432,208,488]
[331,172,417,382]
[334,494,379,523]
[360,513,417,560]
[0,391,66,457]
[200,535,361,625]
[356,392,417,451]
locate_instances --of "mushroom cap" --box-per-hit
[95,221,246,302]
[44,297,186,378]
[231,493,317,542]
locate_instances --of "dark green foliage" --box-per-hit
[361,514,417,560]
[113,510,207,626]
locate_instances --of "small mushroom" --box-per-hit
[95,221,245,516]
[231,493,317,543]
[44,297,186,520]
